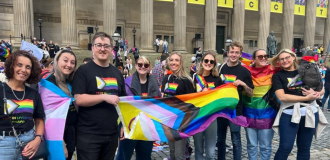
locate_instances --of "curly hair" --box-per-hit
[5,50,42,84]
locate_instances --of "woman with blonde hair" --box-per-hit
[161,52,195,160]
[116,56,160,160]
[271,49,327,160]
[193,51,222,160]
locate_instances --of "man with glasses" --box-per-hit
[72,32,127,160]
[217,41,254,160]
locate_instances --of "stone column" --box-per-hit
[61,0,78,46]
[103,0,117,36]
[281,0,295,49]
[323,3,330,55]
[204,0,217,52]
[303,0,317,48]
[173,0,187,53]
[30,0,34,39]
[13,0,31,44]
[232,0,245,44]
[140,0,154,53]
[258,0,271,49]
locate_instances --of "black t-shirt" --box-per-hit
[48,44,55,51]
[219,63,254,115]
[194,74,223,91]
[141,82,148,97]
[272,70,304,96]
[0,84,45,132]
[161,75,195,97]
[46,74,77,126]
[72,61,126,135]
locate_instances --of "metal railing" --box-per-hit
[0,34,33,43]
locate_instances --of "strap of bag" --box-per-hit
[2,83,24,146]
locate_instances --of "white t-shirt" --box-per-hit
[124,51,128,56]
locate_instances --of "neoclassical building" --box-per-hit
[1,0,330,54]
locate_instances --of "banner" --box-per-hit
[245,0,258,11]
[294,0,306,16]
[271,0,283,13]
[316,0,328,18]
[20,40,44,61]
[188,0,205,5]
[218,0,233,8]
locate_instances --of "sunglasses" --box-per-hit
[137,63,150,68]
[256,55,268,60]
[203,59,215,64]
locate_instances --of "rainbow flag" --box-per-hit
[241,52,253,66]
[242,65,278,129]
[0,46,10,58]
[39,78,74,160]
[116,83,248,142]
[195,74,207,89]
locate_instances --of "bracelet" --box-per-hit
[35,135,43,142]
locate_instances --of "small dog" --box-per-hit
[287,50,323,91]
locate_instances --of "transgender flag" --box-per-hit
[39,78,74,160]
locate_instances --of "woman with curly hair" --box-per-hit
[0,50,45,160]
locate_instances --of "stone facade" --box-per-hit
[0,0,328,54]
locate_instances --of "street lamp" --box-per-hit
[225,36,232,47]
[95,24,99,33]
[38,18,43,41]
[112,30,121,67]
[132,27,136,47]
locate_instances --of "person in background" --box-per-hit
[124,38,128,53]
[124,48,128,61]
[196,47,203,64]
[161,52,195,160]
[65,45,72,51]
[0,50,44,160]
[40,59,53,79]
[126,56,133,70]
[48,40,56,58]
[271,49,327,160]
[321,65,330,111]
[193,51,222,160]
[83,57,93,64]
[163,39,168,53]
[155,38,160,53]
[116,56,160,160]
[55,43,60,54]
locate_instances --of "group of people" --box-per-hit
[154,38,169,53]
[0,31,328,160]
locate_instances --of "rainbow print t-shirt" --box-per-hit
[220,74,237,84]
[96,76,118,90]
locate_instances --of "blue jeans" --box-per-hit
[245,128,274,160]
[274,113,318,160]
[115,139,153,160]
[321,88,330,109]
[0,129,35,160]
[193,120,217,160]
[164,46,168,53]
[217,117,241,160]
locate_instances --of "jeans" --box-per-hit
[274,113,318,160]
[169,139,187,160]
[245,128,274,160]
[321,88,330,109]
[217,117,241,160]
[164,46,168,53]
[0,129,35,160]
[193,120,217,160]
[76,132,118,160]
[156,45,159,53]
[115,139,153,160]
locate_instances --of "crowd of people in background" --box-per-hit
[0,31,329,160]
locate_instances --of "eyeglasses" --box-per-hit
[94,43,111,50]
[203,59,215,64]
[279,56,291,62]
[256,55,268,60]
[137,63,150,68]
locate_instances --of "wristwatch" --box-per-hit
[35,134,43,142]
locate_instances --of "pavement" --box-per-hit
[145,110,330,160]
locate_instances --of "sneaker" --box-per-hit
[226,145,233,150]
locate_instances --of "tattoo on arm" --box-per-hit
[243,85,254,97]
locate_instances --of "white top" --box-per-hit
[124,51,128,56]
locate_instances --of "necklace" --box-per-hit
[8,84,25,101]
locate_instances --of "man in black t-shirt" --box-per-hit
[217,42,254,160]
[72,32,126,160]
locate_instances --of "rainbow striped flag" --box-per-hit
[39,78,74,160]
[241,52,253,66]
[116,83,248,142]
[242,65,278,129]
[0,46,10,58]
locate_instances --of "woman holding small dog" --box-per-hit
[271,49,328,160]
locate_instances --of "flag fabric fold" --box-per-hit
[39,78,73,160]
[116,83,248,142]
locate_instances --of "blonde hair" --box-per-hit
[168,52,193,83]
[135,56,151,66]
[270,49,298,69]
[196,50,219,77]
